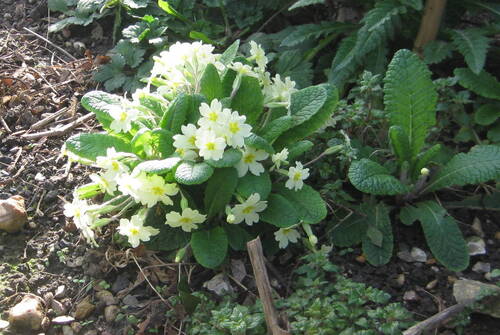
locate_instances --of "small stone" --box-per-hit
[34,172,46,181]
[55,285,66,299]
[52,316,75,325]
[397,250,413,262]
[495,232,500,240]
[231,259,247,282]
[426,279,438,290]
[403,290,419,301]
[8,294,45,331]
[0,320,9,329]
[122,295,139,307]
[203,274,233,296]
[410,247,427,262]
[51,300,67,316]
[66,256,84,268]
[96,290,117,306]
[62,28,71,39]
[43,292,54,306]
[355,255,366,263]
[74,296,95,320]
[111,275,130,293]
[447,276,458,284]
[472,261,491,274]
[467,236,486,255]
[471,217,484,237]
[453,279,500,318]
[0,196,28,233]
[426,258,437,265]
[71,321,82,333]
[396,273,405,287]
[73,41,86,54]
[104,305,119,322]
[62,325,74,335]
[4,13,12,20]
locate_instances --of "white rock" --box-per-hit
[403,290,419,301]
[397,250,413,262]
[472,261,491,274]
[410,247,427,263]
[0,196,27,233]
[8,294,45,331]
[52,316,75,325]
[471,217,484,237]
[203,274,233,295]
[467,236,486,256]
[55,285,66,299]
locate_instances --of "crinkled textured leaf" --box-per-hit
[204,168,238,219]
[409,201,469,271]
[200,64,223,102]
[330,211,368,247]
[115,40,146,68]
[191,227,228,269]
[384,49,437,158]
[423,40,453,64]
[288,86,327,127]
[454,68,500,100]
[488,122,500,142]
[423,145,500,193]
[259,116,294,142]
[274,50,313,88]
[399,204,420,226]
[399,0,423,10]
[328,34,359,91]
[362,203,393,266]
[348,159,409,195]
[287,140,314,162]
[236,171,272,200]
[389,125,411,163]
[244,134,274,154]
[274,184,326,224]
[81,90,121,129]
[174,161,214,185]
[133,157,181,174]
[260,194,300,228]
[231,76,264,125]
[160,93,190,132]
[412,143,441,180]
[280,22,353,47]
[451,29,490,74]
[206,149,242,168]
[65,133,133,161]
[474,104,500,126]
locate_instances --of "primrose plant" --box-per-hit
[63,40,337,268]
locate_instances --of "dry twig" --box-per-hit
[22,27,77,61]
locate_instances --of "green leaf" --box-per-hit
[389,125,411,163]
[274,184,327,224]
[330,211,368,247]
[160,93,190,133]
[236,171,272,200]
[200,63,223,102]
[275,84,338,147]
[423,40,453,64]
[224,224,251,251]
[231,76,264,125]
[221,69,237,97]
[454,68,500,100]
[409,201,469,271]
[205,148,242,168]
[288,0,325,10]
[451,29,490,75]
[157,0,190,24]
[399,0,423,10]
[423,145,500,193]
[287,140,314,162]
[362,203,393,266]
[259,116,294,143]
[260,194,300,228]
[280,22,353,48]
[65,133,132,161]
[81,91,122,129]
[487,122,500,142]
[185,94,206,125]
[328,34,359,92]
[133,157,181,174]
[131,129,175,159]
[289,86,327,127]
[48,0,70,12]
[384,49,437,159]
[174,161,214,185]
[348,159,409,195]
[191,227,228,268]
[115,40,145,68]
[399,205,420,226]
[244,134,274,154]
[474,104,500,126]
[219,40,239,66]
[204,168,238,219]
[145,205,190,251]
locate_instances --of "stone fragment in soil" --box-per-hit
[8,294,45,331]
[74,296,95,320]
[403,290,419,301]
[231,259,247,282]
[203,273,233,295]
[0,320,9,329]
[410,247,427,262]
[51,299,67,316]
[467,236,486,255]
[52,316,75,325]
[111,274,130,293]
[96,290,117,305]
[397,250,414,262]
[55,285,66,298]
[104,305,119,322]
[63,325,74,335]
[471,217,484,237]
[122,294,139,307]
[0,195,27,233]
[453,279,500,318]
[472,261,491,274]
[426,279,438,290]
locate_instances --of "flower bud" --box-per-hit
[226,214,236,224]
[420,167,430,176]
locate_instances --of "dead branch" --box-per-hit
[403,303,467,335]
[21,113,93,140]
[22,27,77,61]
[414,0,448,56]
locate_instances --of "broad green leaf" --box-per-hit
[260,194,300,228]
[451,29,490,75]
[280,21,353,48]
[454,68,500,100]
[287,140,314,162]
[200,64,223,102]
[275,84,338,147]
[133,157,181,174]
[224,224,251,251]
[131,129,175,159]
[48,0,70,12]
[244,134,274,154]
[145,204,190,251]
[488,122,500,142]
[389,125,411,163]
[81,91,121,129]
[219,39,239,66]
[410,201,469,271]
[474,104,500,126]
[231,76,264,125]
[384,49,437,159]
[328,33,359,92]
[259,116,294,143]
[289,86,327,127]
[65,133,132,161]
[236,171,272,200]
[204,168,238,219]
[274,184,327,224]
[423,40,453,64]
[160,93,190,133]
[423,145,500,193]
[348,159,409,195]
[362,203,393,266]
[221,69,237,97]
[185,94,206,125]
[157,0,190,24]
[399,205,420,226]
[330,212,368,247]
[191,226,228,268]
[399,0,422,10]
[135,92,168,117]
[205,148,242,168]
[174,161,214,185]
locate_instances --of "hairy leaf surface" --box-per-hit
[348,159,409,195]
[451,29,490,74]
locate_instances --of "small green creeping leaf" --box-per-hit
[274,184,326,224]
[65,133,133,161]
[236,171,272,200]
[348,159,409,195]
[175,161,214,185]
[244,134,274,154]
[260,194,300,228]
[231,76,264,125]
[205,148,242,168]
[191,227,228,269]
[133,157,181,174]
[200,63,223,102]
[361,203,393,266]
[204,168,238,219]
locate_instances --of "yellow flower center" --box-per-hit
[111,161,120,171]
[229,122,240,134]
[293,172,302,181]
[243,154,255,163]
[176,148,185,155]
[152,186,164,195]
[188,136,196,145]
[180,217,192,224]
[119,111,127,121]
[242,206,255,214]
[130,228,139,236]
[206,142,216,151]
[208,112,218,122]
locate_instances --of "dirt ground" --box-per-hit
[1,1,500,334]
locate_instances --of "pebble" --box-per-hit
[73,41,86,54]
[104,305,119,322]
[51,300,67,316]
[34,172,46,181]
[55,285,66,299]
[410,247,427,263]
[426,279,438,290]
[494,232,500,240]
[395,273,405,287]
[111,275,130,293]
[397,250,413,263]
[62,325,74,335]
[0,196,28,233]
[355,255,366,263]
[8,294,45,331]
[74,296,95,320]
[122,295,139,307]
[472,261,491,274]
[71,321,82,333]
[467,236,486,255]
[471,218,484,237]
[96,290,117,306]
[403,290,419,301]
[52,316,75,325]
[3,13,12,20]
